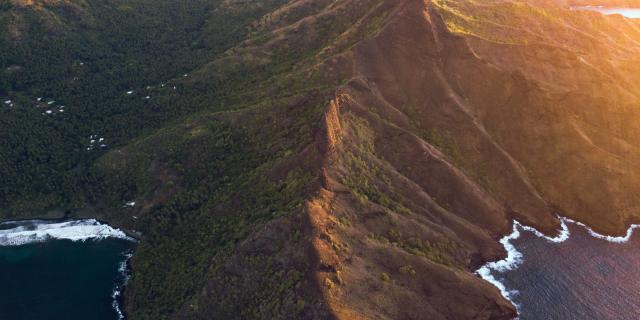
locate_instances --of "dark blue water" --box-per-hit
[0,238,135,320]
[502,224,640,320]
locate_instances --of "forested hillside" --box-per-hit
[0,0,288,216]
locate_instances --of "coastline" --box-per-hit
[112,251,134,320]
[476,216,640,317]
[0,218,138,319]
[0,216,142,241]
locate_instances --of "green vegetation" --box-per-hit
[341,115,412,215]
[115,64,331,318]
[402,101,493,193]
[0,0,326,217]
[0,0,220,216]
[369,230,460,268]
[126,127,320,318]
[398,265,416,276]
[342,150,411,215]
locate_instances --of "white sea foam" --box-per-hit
[518,219,570,243]
[563,217,640,243]
[476,216,640,316]
[0,219,134,246]
[112,252,133,320]
[475,223,525,306]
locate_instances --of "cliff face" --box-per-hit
[4,0,640,319]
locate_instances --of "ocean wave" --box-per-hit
[563,218,640,243]
[0,219,134,246]
[476,216,640,315]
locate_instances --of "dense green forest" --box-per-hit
[0,0,292,216]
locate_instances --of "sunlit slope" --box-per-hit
[434,0,640,234]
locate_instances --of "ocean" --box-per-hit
[479,219,640,320]
[0,220,135,320]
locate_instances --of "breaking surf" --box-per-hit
[477,218,640,319]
